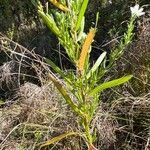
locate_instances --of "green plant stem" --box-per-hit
[47,73,84,117]
[108,16,135,69]
[83,117,93,145]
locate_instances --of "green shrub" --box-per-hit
[31,1,145,149]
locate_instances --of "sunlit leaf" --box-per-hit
[89,75,133,96]
[76,0,89,31]
[86,51,106,79]
[77,17,85,41]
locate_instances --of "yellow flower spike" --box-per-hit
[48,0,69,12]
[77,28,96,74]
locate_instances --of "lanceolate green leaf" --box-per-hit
[89,75,133,96]
[76,0,89,31]
[45,58,72,85]
[38,10,60,37]
[86,51,106,79]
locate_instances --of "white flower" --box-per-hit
[130,4,145,17]
[109,0,112,4]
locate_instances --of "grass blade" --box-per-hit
[89,75,133,96]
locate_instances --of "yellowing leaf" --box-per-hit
[39,132,79,149]
[77,28,96,73]
[48,0,69,12]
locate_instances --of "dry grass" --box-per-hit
[0,34,80,149]
[1,88,149,149]
[0,61,19,91]
[92,104,118,149]
[112,94,150,150]
[0,82,79,150]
